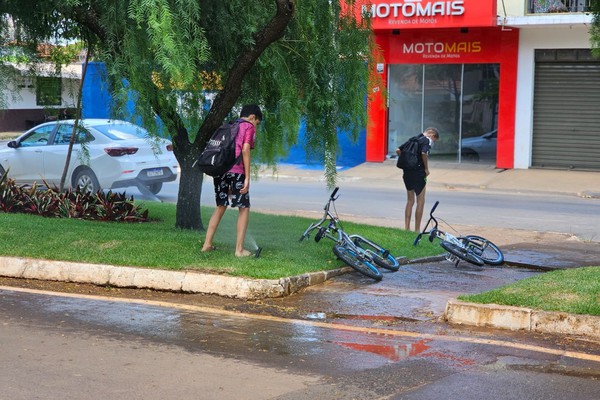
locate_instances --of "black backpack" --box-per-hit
[195,120,248,177]
[396,135,422,170]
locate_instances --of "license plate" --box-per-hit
[147,168,164,177]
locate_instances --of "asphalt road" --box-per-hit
[2,286,600,400]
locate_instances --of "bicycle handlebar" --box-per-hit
[430,200,439,216]
[330,187,339,200]
[415,200,440,245]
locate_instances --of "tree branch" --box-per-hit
[201,0,295,141]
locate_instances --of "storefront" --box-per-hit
[361,1,519,169]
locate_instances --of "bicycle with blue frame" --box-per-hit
[414,201,504,267]
[300,187,401,281]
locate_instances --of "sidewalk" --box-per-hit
[265,160,600,199]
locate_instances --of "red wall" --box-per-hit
[367,27,519,168]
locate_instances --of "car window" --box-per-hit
[53,123,94,145]
[19,125,55,147]
[93,123,150,140]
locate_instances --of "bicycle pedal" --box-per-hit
[445,253,460,265]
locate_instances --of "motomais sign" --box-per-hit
[356,0,496,29]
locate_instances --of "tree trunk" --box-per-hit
[175,156,205,231]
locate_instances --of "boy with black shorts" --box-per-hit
[201,104,262,257]
[396,127,440,232]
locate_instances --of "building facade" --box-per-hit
[362,0,598,170]
[0,63,81,134]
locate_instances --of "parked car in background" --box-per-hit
[0,119,178,194]
[461,129,497,162]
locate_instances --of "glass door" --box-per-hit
[387,63,499,164]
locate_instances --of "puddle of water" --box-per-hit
[332,338,431,362]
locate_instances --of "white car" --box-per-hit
[0,119,178,194]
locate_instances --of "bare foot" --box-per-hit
[201,245,217,252]
[235,249,253,257]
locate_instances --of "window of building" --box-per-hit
[36,77,62,106]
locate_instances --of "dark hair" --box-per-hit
[240,104,263,121]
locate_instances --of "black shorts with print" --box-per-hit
[213,172,250,208]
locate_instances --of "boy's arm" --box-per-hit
[421,152,430,176]
[240,142,251,193]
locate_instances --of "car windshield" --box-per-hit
[92,123,150,140]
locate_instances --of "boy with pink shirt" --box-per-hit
[201,104,263,257]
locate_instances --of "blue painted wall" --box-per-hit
[82,62,111,119]
[82,62,366,168]
[282,121,366,168]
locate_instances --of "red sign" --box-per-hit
[354,0,497,30]
[385,28,511,63]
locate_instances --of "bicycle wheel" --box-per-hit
[461,235,504,266]
[440,240,484,267]
[352,236,400,271]
[333,244,383,281]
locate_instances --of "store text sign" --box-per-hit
[358,0,496,30]
[385,29,510,64]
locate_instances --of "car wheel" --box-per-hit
[74,169,101,193]
[461,149,480,162]
[146,182,163,195]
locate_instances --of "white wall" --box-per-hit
[514,26,591,168]
[498,0,527,17]
[5,77,79,110]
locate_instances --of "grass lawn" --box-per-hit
[0,201,440,280]
[459,267,600,316]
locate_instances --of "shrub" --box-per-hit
[0,170,148,222]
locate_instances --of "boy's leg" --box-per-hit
[202,205,227,251]
[414,186,427,232]
[235,207,252,257]
[405,190,415,231]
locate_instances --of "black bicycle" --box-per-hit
[414,201,504,267]
[300,187,400,281]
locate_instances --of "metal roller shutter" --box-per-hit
[532,60,600,170]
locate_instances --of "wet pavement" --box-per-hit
[250,260,542,325]
[3,285,600,400]
[502,241,600,270]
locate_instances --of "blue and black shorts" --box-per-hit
[213,172,250,208]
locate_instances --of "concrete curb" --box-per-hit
[0,256,350,300]
[444,300,600,339]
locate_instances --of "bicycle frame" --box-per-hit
[301,188,374,260]
[414,201,485,266]
[413,200,441,246]
[301,187,401,279]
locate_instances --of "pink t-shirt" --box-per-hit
[229,120,256,174]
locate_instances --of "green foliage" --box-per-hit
[0,0,375,230]
[0,172,148,222]
[592,0,600,58]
